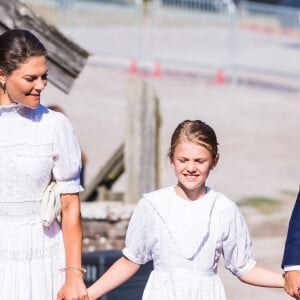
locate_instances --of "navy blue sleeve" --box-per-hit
[282,188,300,268]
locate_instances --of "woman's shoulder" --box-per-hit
[44,105,68,120]
[40,105,74,128]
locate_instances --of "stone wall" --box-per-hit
[81,201,136,253]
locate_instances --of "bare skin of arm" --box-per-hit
[87,256,141,300]
[238,265,284,288]
[57,193,88,300]
[283,270,300,299]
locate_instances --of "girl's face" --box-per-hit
[171,140,219,200]
[0,56,48,108]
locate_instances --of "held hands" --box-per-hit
[57,269,88,300]
[87,289,96,300]
[284,270,300,299]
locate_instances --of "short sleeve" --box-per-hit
[221,203,256,277]
[122,198,157,264]
[52,113,83,194]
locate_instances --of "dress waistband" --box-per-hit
[0,201,41,216]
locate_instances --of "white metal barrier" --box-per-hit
[233,1,300,89]
[19,0,300,91]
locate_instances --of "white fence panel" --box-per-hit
[19,0,300,91]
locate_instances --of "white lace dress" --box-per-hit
[123,186,256,300]
[0,104,83,300]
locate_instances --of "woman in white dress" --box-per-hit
[0,29,88,299]
[87,119,284,300]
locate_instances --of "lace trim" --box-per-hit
[0,241,63,262]
[0,104,22,116]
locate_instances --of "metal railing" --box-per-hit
[19,0,300,91]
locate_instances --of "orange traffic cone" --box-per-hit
[153,62,161,78]
[215,68,224,85]
[130,60,138,75]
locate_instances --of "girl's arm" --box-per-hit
[57,193,88,300]
[238,265,284,288]
[88,256,141,300]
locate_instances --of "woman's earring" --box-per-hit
[0,82,6,93]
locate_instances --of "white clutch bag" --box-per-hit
[40,182,61,226]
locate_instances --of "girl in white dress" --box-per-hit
[0,29,88,299]
[87,119,284,300]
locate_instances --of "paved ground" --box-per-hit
[43,55,300,202]
[33,1,300,201]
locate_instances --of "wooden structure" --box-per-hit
[125,79,161,203]
[80,79,161,203]
[0,0,89,93]
[80,144,125,202]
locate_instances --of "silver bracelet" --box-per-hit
[60,267,87,274]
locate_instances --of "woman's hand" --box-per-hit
[57,271,88,300]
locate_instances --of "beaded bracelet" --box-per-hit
[60,267,87,274]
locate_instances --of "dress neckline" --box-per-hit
[0,104,44,120]
[0,103,23,115]
[171,185,211,204]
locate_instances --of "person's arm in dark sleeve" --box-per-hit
[282,188,300,267]
[282,188,300,299]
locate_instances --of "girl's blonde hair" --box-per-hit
[168,120,219,161]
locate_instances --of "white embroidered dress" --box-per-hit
[123,186,256,300]
[0,104,83,300]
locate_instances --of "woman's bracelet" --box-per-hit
[60,267,87,274]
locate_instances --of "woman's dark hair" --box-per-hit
[0,29,47,76]
[168,120,219,161]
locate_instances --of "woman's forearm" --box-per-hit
[58,193,87,299]
[61,193,83,271]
